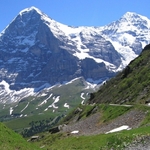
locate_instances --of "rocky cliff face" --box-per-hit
[0,7,118,91]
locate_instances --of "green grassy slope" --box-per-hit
[34,45,150,150]
[36,103,150,150]
[1,77,93,136]
[89,44,150,104]
[2,44,150,149]
[37,126,150,150]
[0,122,42,150]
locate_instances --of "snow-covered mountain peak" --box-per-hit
[99,12,150,69]
[0,7,44,38]
[122,12,149,21]
[15,6,56,30]
[122,12,140,19]
[120,12,150,29]
[19,6,44,17]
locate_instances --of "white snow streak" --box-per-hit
[81,93,85,105]
[65,78,80,85]
[21,102,30,112]
[0,80,11,93]
[71,130,79,134]
[10,107,13,115]
[80,93,85,100]
[106,125,131,134]
[64,103,69,109]
[44,96,60,111]
[0,80,35,103]
[20,114,23,117]
[38,93,53,106]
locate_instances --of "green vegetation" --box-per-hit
[37,103,150,149]
[21,114,65,137]
[36,126,150,150]
[1,104,150,149]
[62,103,132,124]
[2,45,150,149]
[135,104,150,126]
[0,122,41,150]
[99,104,132,123]
[4,112,62,137]
[1,77,92,137]
[89,45,150,104]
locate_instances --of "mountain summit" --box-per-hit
[19,6,44,15]
[101,11,150,67]
[0,7,150,103]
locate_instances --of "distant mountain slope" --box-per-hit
[89,44,150,104]
[0,77,97,136]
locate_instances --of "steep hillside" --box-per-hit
[35,104,150,150]
[33,44,150,149]
[0,122,41,150]
[89,44,150,104]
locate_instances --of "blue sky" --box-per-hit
[0,0,150,32]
